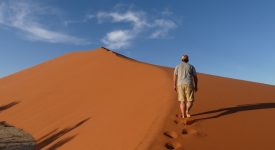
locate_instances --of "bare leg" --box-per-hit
[180,101,186,118]
[186,101,193,117]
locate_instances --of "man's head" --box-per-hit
[181,54,189,62]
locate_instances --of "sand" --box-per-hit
[150,72,275,150]
[0,47,275,150]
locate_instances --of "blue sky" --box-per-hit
[0,0,275,85]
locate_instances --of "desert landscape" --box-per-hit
[0,47,275,150]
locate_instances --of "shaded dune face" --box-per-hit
[0,47,275,150]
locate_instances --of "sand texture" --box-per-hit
[1,47,275,150]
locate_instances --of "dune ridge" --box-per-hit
[0,47,275,150]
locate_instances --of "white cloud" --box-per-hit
[93,10,177,49]
[96,11,145,49]
[20,25,89,44]
[150,19,177,39]
[0,0,89,45]
[97,11,147,29]
[101,30,133,49]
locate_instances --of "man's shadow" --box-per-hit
[191,102,275,123]
[0,101,20,112]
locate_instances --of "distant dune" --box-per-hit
[0,47,275,150]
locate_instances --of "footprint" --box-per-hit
[182,129,188,135]
[164,131,178,139]
[182,128,207,137]
[165,141,181,149]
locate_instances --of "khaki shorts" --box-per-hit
[177,84,194,102]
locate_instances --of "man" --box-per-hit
[173,54,198,118]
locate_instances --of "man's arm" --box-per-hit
[194,74,198,92]
[173,74,178,92]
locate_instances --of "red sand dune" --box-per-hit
[0,47,275,150]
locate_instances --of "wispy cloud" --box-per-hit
[0,0,89,45]
[149,19,177,39]
[96,11,145,49]
[92,9,177,50]
[102,30,133,49]
[97,11,147,29]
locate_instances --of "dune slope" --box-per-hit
[0,47,275,150]
[0,47,175,150]
[151,71,275,150]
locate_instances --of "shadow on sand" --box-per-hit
[36,117,90,150]
[190,102,275,124]
[0,101,20,113]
